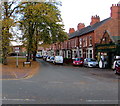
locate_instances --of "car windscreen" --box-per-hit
[51,57,54,59]
[74,58,83,61]
[87,58,96,62]
[90,59,96,62]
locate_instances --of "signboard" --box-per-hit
[15,50,19,53]
[96,44,117,52]
[15,47,20,53]
[97,45,116,50]
[15,47,19,50]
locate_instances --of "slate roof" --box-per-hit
[111,36,120,43]
[68,17,111,39]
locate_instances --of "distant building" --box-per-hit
[10,45,27,56]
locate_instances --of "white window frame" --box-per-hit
[68,50,71,58]
[89,36,92,46]
[83,37,87,47]
[79,38,82,47]
[79,49,82,57]
[89,50,93,58]
[83,38,85,47]
[85,37,87,47]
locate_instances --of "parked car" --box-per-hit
[112,56,120,70]
[49,56,55,63]
[46,56,51,62]
[84,58,98,67]
[73,57,84,66]
[113,60,120,74]
[36,54,42,58]
[43,55,48,61]
[53,56,63,64]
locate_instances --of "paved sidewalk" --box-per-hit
[2,66,30,79]
[1,60,40,80]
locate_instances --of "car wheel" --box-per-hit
[114,69,117,74]
[84,64,87,67]
[87,64,89,67]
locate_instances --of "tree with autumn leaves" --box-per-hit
[1,1,20,65]
[19,1,68,61]
[1,0,68,64]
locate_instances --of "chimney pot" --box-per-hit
[90,15,100,26]
[111,4,120,19]
[69,28,75,34]
[77,23,85,30]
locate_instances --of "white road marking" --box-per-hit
[1,98,35,101]
[86,99,118,103]
[12,72,18,79]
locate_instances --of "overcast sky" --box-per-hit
[11,0,120,45]
[60,0,120,32]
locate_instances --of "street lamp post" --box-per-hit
[16,52,19,67]
[15,47,20,68]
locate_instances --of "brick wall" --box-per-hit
[95,18,119,44]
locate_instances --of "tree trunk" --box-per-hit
[32,30,38,61]
[26,47,30,62]
[2,28,9,65]
[33,51,37,61]
[30,53,32,60]
[2,48,8,65]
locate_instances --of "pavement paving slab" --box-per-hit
[1,60,39,80]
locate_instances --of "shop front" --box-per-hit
[96,43,120,68]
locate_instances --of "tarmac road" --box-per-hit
[2,59,120,104]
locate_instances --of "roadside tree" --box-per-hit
[19,1,68,61]
[1,1,21,65]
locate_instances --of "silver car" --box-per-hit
[84,58,98,67]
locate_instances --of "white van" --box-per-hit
[53,56,63,64]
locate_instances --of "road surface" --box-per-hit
[2,59,120,104]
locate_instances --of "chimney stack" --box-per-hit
[90,15,100,26]
[111,4,120,19]
[77,23,85,30]
[69,28,75,34]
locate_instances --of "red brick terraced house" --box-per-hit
[61,40,69,58]
[67,3,120,60]
[68,16,111,59]
[41,3,120,67]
